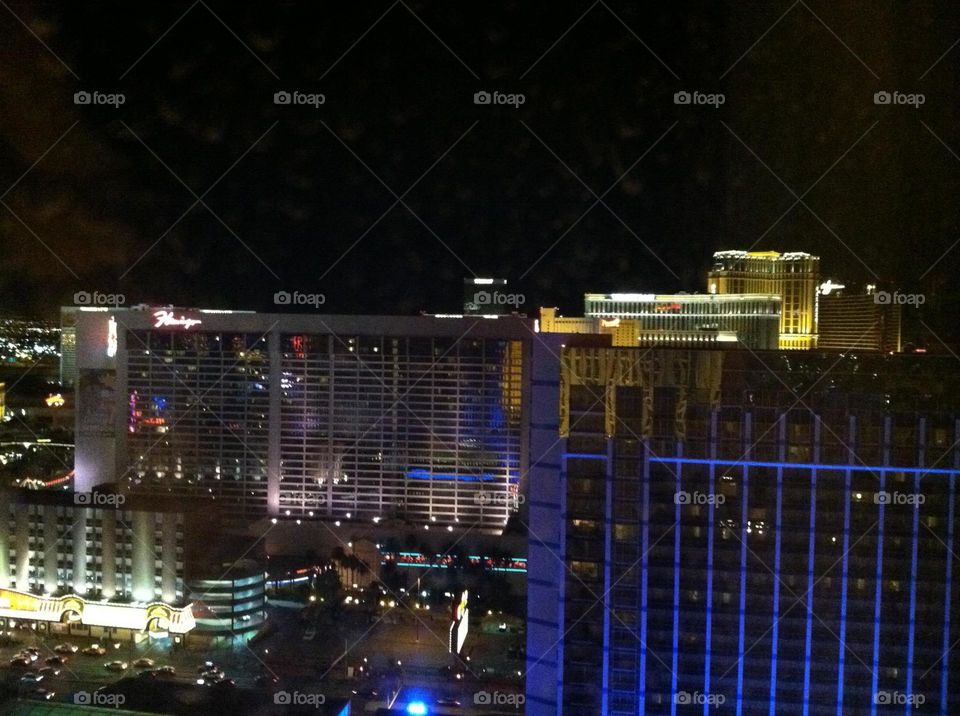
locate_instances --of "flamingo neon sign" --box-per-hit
[152,310,202,329]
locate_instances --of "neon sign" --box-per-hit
[153,310,201,329]
[106,316,118,357]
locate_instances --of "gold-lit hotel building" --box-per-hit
[708,250,820,349]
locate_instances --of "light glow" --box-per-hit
[106,316,118,357]
[152,310,202,329]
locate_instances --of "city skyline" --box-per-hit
[2,2,960,714]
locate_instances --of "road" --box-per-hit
[0,603,527,713]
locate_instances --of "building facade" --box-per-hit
[0,489,185,604]
[526,347,960,714]
[708,250,820,349]
[818,289,902,353]
[186,560,267,639]
[72,308,530,530]
[574,292,781,349]
[0,489,195,640]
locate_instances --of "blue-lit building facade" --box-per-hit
[526,345,960,714]
[71,308,529,531]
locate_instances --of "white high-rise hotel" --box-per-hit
[71,307,529,530]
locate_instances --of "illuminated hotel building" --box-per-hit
[0,489,185,603]
[550,292,781,350]
[708,250,820,350]
[818,286,902,353]
[0,489,195,639]
[72,308,529,530]
[526,346,960,714]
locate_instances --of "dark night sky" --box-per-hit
[1,1,958,344]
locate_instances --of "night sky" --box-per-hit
[1,1,958,344]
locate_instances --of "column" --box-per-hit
[15,509,30,590]
[72,510,88,594]
[43,505,58,594]
[101,509,117,598]
[0,502,9,588]
[161,514,178,603]
[131,511,155,602]
[267,328,281,516]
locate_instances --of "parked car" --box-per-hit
[197,669,225,685]
[9,657,32,668]
[38,667,60,678]
[103,661,128,672]
[156,665,176,676]
[82,645,107,656]
[53,643,78,654]
[19,672,43,684]
[133,658,155,668]
[45,656,66,666]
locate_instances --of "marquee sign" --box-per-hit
[0,588,195,634]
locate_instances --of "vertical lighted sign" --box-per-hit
[448,589,469,653]
[106,316,118,357]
